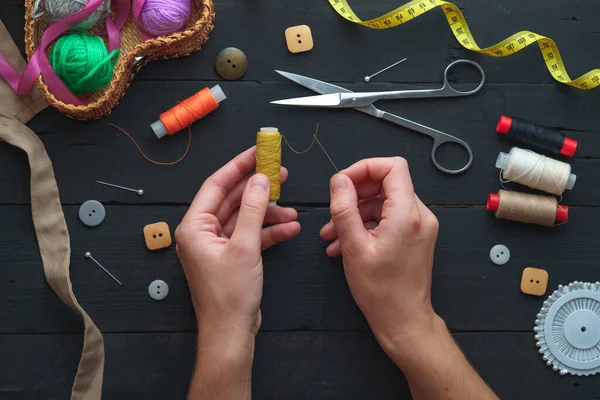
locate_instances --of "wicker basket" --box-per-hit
[24,0,215,120]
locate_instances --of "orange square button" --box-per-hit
[520,267,548,296]
[285,25,314,53]
[144,222,172,251]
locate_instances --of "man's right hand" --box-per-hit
[319,157,441,355]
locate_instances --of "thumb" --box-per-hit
[329,174,367,254]
[230,174,270,249]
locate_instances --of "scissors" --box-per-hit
[271,59,485,174]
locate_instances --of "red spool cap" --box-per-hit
[496,116,513,135]
[487,193,500,212]
[560,137,578,157]
[555,205,569,223]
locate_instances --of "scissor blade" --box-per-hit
[274,70,354,95]
[271,93,343,107]
[273,70,382,118]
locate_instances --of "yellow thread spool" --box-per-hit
[256,127,282,205]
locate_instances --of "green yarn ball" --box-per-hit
[49,33,119,96]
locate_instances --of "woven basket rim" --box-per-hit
[24,0,214,118]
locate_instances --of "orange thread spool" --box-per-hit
[150,85,226,139]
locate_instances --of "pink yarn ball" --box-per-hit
[139,0,191,37]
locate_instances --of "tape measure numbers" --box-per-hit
[328,0,600,90]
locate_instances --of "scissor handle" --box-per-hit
[441,59,486,96]
[379,111,473,174]
[431,134,473,175]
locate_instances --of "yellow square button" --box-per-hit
[143,222,172,251]
[285,25,314,54]
[520,267,549,296]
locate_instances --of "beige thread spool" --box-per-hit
[496,147,576,195]
[487,190,569,226]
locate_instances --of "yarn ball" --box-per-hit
[32,0,111,32]
[49,33,119,95]
[139,0,192,37]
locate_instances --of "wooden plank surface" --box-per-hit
[1,0,600,398]
[0,81,599,206]
[2,205,600,334]
[0,332,597,399]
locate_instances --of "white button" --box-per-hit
[148,280,169,300]
[79,200,106,227]
[490,244,510,265]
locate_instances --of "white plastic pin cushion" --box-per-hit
[151,85,227,139]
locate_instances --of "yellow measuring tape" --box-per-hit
[328,0,600,90]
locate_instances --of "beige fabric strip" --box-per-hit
[0,20,104,400]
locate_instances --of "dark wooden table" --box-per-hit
[2,0,600,398]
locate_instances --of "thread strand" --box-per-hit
[106,123,191,166]
[282,124,320,155]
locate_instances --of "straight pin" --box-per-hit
[313,134,339,172]
[85,252,123,286]
[364,57,407,82]
[96,180,144,196]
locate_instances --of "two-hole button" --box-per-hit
[285,25,314,53]
[149,280,169,300]
[143,222,172,250]
[79,200,106,227]
[215,47,248,80]
[490,244,510,265]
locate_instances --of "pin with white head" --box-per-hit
[364,57,407,82]
[96,181,144,196]
[85,252,123,286]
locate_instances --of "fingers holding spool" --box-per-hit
[328,174,369,255]
[230,174,271,249]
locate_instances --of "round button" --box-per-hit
[79,200,106,227]
[490,244,510,265]
[148,280,169,301]
[215,47,248,80]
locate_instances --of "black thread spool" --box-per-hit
[497,116,578,157]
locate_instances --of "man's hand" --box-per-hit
[176,146,301,399]
[320,157,497,399]
[320,157,439,350]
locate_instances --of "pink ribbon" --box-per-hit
[0,0,130,105]
[101,0,131,50]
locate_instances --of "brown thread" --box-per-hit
[106,123,191,166]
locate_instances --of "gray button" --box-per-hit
[490,244,510,265]
[149,280,169,301]
[79,200,106,227]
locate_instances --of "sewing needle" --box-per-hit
[364,57,408,82]
[313,134,339,172]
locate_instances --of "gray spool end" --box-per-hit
[210,85,227,103]
[496,152,510,170]
[151,120,168,139]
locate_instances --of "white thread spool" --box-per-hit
[496,147,576,195]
